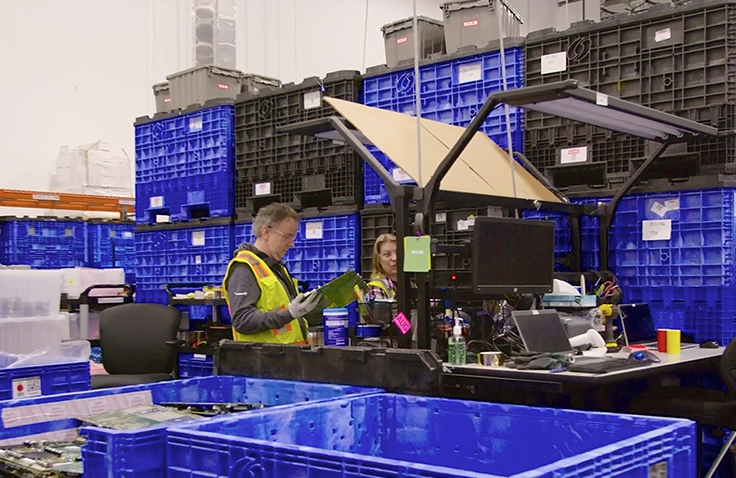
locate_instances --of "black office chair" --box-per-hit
[92,303,181,389]
[628,337,736,478]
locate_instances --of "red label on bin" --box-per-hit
[217,83,229,90]
[163,97,171,103]
[393,312,412,335]
[396,36,408,44]
[463,19,479,28]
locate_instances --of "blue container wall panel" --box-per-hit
[134,223,234,305]
[168,393,696,478]
[79,377,379,478]
[0,220,87,268]
[362,47,525,204]
[87,223,135,277]
[0,361,90,401]
[134,105,235,223]
[236,213,360,289]
[177,353,214,378]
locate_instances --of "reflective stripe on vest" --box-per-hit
[222,250,307,344]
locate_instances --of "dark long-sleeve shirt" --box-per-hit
[225,243,305,337]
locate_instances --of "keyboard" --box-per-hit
[566,357,652,374]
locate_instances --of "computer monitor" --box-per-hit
[471,216,555,296]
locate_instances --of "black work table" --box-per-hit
[442,346,724,413]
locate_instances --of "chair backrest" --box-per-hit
[99,303,181,375]
[720,334,736,397]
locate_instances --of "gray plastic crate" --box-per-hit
[152,82,172,113]
[381,16,446,68]
[441,0,523,54]
[167,65,281,110]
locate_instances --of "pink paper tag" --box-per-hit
[393,312,412,335]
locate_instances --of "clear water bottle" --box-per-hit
[447,318,466,365]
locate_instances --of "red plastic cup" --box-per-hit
[657,329,668,353]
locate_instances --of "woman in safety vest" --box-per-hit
[367,233,397,300]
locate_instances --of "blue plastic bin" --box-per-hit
[0,217,87,268]
[362,46,525,204]
[236,213,360,288]
[0,360,90,401]
[134,218,233,305]
[86,220,135,281]
[134,104,235,224]
[167,392,696,478]
[80,377,379,478]
[177,353,214,378]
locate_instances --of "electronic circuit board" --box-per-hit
[0,440,84,477]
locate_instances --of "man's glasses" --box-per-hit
[270,227,297,241]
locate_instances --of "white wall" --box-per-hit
[0,0,581,207]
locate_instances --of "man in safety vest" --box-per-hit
[222,203,322,344]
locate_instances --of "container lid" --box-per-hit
[323,307,349,314]
[381,15,444,35]
[441,0,523,23]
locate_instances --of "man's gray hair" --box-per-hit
[252,203,298,238]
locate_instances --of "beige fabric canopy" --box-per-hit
[325,97,561,203]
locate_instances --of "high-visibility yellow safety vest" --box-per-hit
[367,276,396,299]
[222,250,306,344]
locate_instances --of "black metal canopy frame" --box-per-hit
[279,79,721,349]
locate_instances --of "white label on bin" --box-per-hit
[254,182,271,195]
[541,52,567,75]
[391,167,413,183]
[217,83,230,90]
[119,199,135,206]
[155,214,170,223]
[163,97,171,103]
[12,377,42,399]
[396,35,408,44]
[435,212,447,223]
[195,255,202,264]
[655,28,671,43]
[123,231,133,239]
[642,220,671,241]
[32,194,60,201]
[457,220,469,231]
[596,92,608,106]
[306,221,323,240]
[189,117,203,131]
[463,19,479,28]
[650,201,668,218]
[458,63,482,84]
[303,91,322,110]
[193,354,207,360]
[665,199,680,211]
[150,196,164,208]
[560,146,588,164]
[325,320,348,327]
[191,230,205,246]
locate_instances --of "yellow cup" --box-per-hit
[666,329,681,354]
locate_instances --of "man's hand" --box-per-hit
[287,291,322,318]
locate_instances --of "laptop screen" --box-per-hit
[616,304,657,345]
[512,309,573,354]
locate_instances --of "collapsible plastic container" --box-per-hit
[0,375,379,477]
[168,392,696,477]
[0,359,90,401]
[441,0,523,54]
[0,269,62,318]
[381,16,446,67]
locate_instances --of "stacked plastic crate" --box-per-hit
[86,219,136,284]
[361,39,525,205]
[0,217,88,269]
[232,70,364,294]
[133,100,236,307]
[524,0,736,187]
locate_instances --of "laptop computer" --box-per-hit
[512,309,573,354]
[616,304,657,345]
